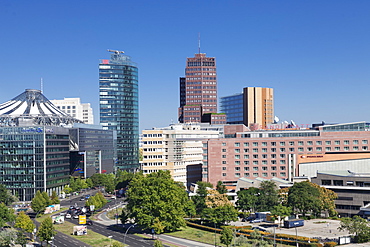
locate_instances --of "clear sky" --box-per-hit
[1,1,370,130]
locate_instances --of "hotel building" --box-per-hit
[50,98,94,124]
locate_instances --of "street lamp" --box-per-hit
[295,226,298,247]
[123,224,136,245]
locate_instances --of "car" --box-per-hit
[65,214,71,219]
[250,218,264,223]
[60,212,66,216]
[85,220,93,225]
[252,227,267,232]
[80,197,85,201]
[73,214,79,219]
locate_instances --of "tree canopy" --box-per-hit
[339,216,370,243]
[0,203,15,228]
[37,217,56,244]
[14,211,35,235]
[0,184,17,206]
[236,187,260,212]
[126,170,195,232]
[257,181,279,212]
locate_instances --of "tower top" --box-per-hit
[107,49,124,54]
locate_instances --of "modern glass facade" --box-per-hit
[220,93,244,124]
[99,51,139,170]
[0,126,70,201]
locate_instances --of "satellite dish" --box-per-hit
[274,116,279,123]
[291,120,296,126]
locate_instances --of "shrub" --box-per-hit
[324,242,337,247]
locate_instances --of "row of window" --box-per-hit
[227,146,368,153]
[222,172,286,178]
[228,140,369,147]
[223,166,286,171]
[225,160,286,165]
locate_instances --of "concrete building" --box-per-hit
[50,98,94,124]
[220,87,274,128]
[178,53,225,124]
[99,50,139,171]
[202,122,370,186]
[140,123,223,187]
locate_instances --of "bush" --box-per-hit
[324,242,338,247]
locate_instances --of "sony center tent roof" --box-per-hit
[0,89,83,127]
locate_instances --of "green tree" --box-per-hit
[154,239,164,247]
[0,202,15,227]
[115,170,135,191]
[50,191,60,205]
[270,204,292,227]
[14,211,35,240]
[37,217,56,245]
[216,181,227,194]
[311,183,338,217]
[63,185,73,195]
[202,204,238,227]
[41,191,51,207]
[192,181,213,215]
[257,181,279,212]
[126,170,194,232]
[220,227,233,247]
[287,181,321,217]
[0,228,18,247]
[338,216,370,243]
[0,184,17,206]
[236,187,260,212]
[86,178,94,189]
[31,191,46,215]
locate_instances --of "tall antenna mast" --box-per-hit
[40,78,43,93]
[198,33,201,54]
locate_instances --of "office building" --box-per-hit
[0,89,83,201]
[221,87,274,128]
[50,98,94,124]
[99,50,139,170]
[178,53,225,124]
[202,122,370,186]
[140,123,223,187]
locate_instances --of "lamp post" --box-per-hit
[295,226,298,247]
[124,224,136,245]
[213,222,217,247]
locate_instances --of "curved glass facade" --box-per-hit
[99,52,139,170]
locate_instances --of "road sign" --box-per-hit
[79,215,86,225]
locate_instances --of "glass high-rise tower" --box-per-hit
[99,50,139,171]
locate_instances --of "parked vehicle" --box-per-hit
[250,218,264,223]
[284,219,304,228]
[86,219,93,225]
[65,214,71,219]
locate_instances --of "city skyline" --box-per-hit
[1,1,370,130]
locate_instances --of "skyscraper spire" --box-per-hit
[198,33,201,54]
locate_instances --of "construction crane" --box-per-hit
[107,49,124,54]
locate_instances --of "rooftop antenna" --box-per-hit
[40,78,43,93]
[198,33,201,54]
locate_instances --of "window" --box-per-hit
[244,142,249,147]
[280,160,286,164]
[262,173,268,177]
[307,147,313,152]
[253,173,258,177]
[222,155,226,158]
[253,148,258,153]
[333,180,343,186]
[316,147,322,151]
[363,140,368,144]
[280,142,285,146]
[271,154,276,158]
[262,167,268,171]
[222,149,226,152]
[344,140,349,145]
[222,161,226,164]
[280,172,286,177]
[307,141,313,145]
[235,149,240,153]
[271,160,276,164]
[244,155,249,159]
[253,142,258,147]
[353,140,359,144]
[262,160,267,165]
[235,167,240,171]
[262,148,267,152]
[322,180,331,185]
[280,154,285,158]
[335,140,340,145]
[326,141,331,145]
[253,154,258,159]
[298,141,304,146]
[235,155,240,159]
[222,143,226,146]
[271,142,276,146]
[344,146,349,151]
[316,141,322,145]
[244,167,249,171]
[280,148,285,152]
[271,166,277,170]
[253,161,258,165]
[235,161,240,165]
[235,143,240,147]
[335,147,340,151]
[353,146,359,151]
[222,167,227,170]
[262,142,267,146]
[298,147,304,152]
[363,146,368,151]
[262,154,267,159]
[222,173,226,176]
[244,173,250,177]
[280,166,286,170]
[244,161,249,165]
[253,167,258,171]
[289,148,295,152]
[271,148,276,152]
[271,172,277,177]
[244,148,249,153]
[326,147,331,151]
[289,141,294,146]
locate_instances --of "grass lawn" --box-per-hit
[166,226,224,246]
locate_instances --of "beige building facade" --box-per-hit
[50,98,94,124]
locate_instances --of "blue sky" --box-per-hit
[1,1,370,130]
